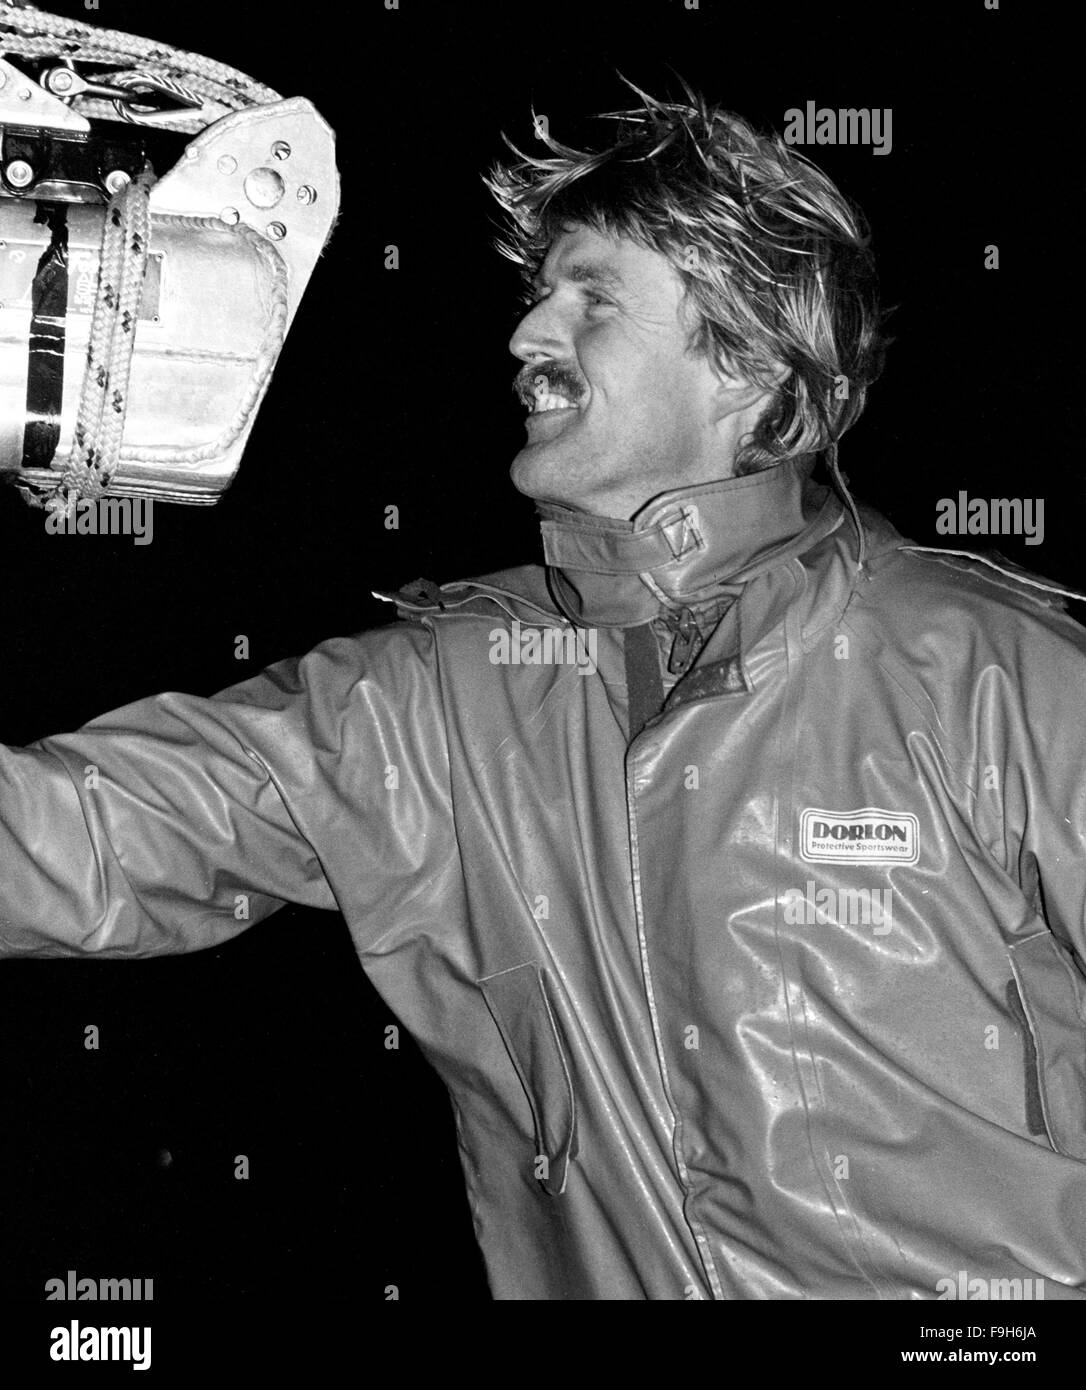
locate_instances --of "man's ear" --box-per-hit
[710,355,790,420]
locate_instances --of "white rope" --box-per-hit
[31,165,153,514]
[0,1,280,127]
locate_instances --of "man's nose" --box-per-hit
[509,298,569,363]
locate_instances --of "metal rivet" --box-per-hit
[271,141,291,161]
[216,154,237,175]
[296,184,317,205]
[219,206,241,226]
[184,146,199,162]
[266,222,287,241]
[5,159,34,188]
[50,69,75,93]
[17,88,31,102]
[104,170,130,195]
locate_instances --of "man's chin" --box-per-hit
[509,444,570,504]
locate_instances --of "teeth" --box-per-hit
[533,392,577,413]
[529,375,580,413]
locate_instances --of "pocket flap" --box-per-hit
[1009,931,1086,1159]
[478,961,577,1195]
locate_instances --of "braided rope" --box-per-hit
[0,38,220,130]
[94,169,152,479]
[0,2,280,117]
[32,166,153,514]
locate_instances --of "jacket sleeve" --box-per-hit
[0,631,400,959]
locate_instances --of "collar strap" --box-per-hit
[536,456,842,627]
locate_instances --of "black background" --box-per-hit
[0,0,1078,1367]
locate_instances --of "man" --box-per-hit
[3,83,1086,1301]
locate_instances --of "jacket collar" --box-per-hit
[535,455,846,628]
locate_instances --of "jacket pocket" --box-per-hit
[1008,930,1086,1159]
[477,961,578,1195]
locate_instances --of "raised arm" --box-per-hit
[0,635,377,958]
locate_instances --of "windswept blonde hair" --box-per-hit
[485,77,890,477]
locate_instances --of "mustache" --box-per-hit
[513,363,587,408]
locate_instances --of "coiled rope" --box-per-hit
[44,164,154,511]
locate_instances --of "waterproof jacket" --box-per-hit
[3,456,1086,1300]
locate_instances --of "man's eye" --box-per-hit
[519,287,611,309]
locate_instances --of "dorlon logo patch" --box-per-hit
[800,807,919,865]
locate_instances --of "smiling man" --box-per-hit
[4,83,1086,1302]
[508,224,775,517]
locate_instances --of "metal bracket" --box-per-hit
[149,97,339,332]
[0,56,91,132]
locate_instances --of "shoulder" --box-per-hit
[844,539,1086,712]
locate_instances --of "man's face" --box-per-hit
[509,224,763,519]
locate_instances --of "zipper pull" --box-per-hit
[665,606,700,676]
